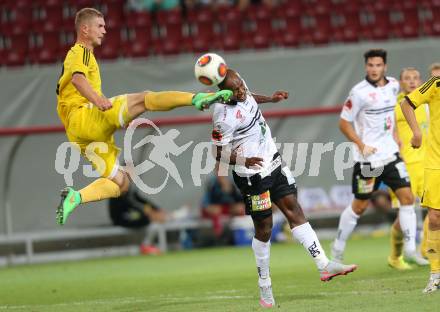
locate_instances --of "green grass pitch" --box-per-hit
[0,236,437,312]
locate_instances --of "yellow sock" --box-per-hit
[79,178,121,204]
[390,224,404,259]
[421,214,429,258]
[144,91,194,111]
[427,227,440,273]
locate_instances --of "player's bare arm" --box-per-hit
[215,146,263,168]
[400,98,422,148]
[252,91,289,104]
[339,118,377,156]
[71,73,112,111]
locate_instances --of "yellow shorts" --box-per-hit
[390,162,424,208]
[422,169,440,210]
[65,95,130,178]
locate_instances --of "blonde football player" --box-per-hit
[429,62,440,78]
[56,8,232,225]
[402,76,440,293]
[388,68,429,269]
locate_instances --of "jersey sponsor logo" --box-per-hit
[308,241,321,258]
[250,191,271,212]
[236,109,245,122]
[212,129,223,141]
[384,116,392,130]
[368,92,377,102]
[259,121,267,143]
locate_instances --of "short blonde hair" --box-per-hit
[429,62,440,75]
[399,67,419,80]
[75,8,103,32]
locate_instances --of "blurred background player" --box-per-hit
[109,184,166,255]
[401,76,440,293]
[109,184,167,228]
[388,67,429,269]
[429,62,440,78]
[55,8,232,225]
[201,169,245,243]
[213,68,357,308]
[331,49,422,264]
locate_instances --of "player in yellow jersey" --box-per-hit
[401,76,440,293]
[388,68,429,269]
[429,63,440,78]
[55,8,232,225]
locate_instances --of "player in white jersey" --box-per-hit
[211,69,357,308]
[331,49,425,265]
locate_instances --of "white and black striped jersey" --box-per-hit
[340,76,400,165]
[211,86,277,176]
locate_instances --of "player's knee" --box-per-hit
[399,194,414,206]
[352,199,369,215]
[137,91,151,106]
[428,209,440,230]
[119,173,130,194]
[395,187,414,205]
[255,228,271,242]
[126,92,148,116]
[111,171,130,195]
[253,214,273,242]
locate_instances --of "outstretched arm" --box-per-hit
[252,91,289,104]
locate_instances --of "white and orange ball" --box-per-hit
[194,53,228,86]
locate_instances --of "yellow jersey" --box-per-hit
[395,92,429,164]
[405,77,440,169]
[56,43,102,125]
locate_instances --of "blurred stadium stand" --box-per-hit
[1,1,439,265]
[2,0,440,66]
[0,39,439,249]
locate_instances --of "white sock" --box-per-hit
[291,222,329,270]
[333,205,360,252]
[399,204,417,256]
[252,237,271,286]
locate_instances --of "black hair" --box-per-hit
[364,49,387,64]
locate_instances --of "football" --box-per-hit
[194,53,228,86]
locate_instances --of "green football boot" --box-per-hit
[56,187,81,225]
[192,90,233,111]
